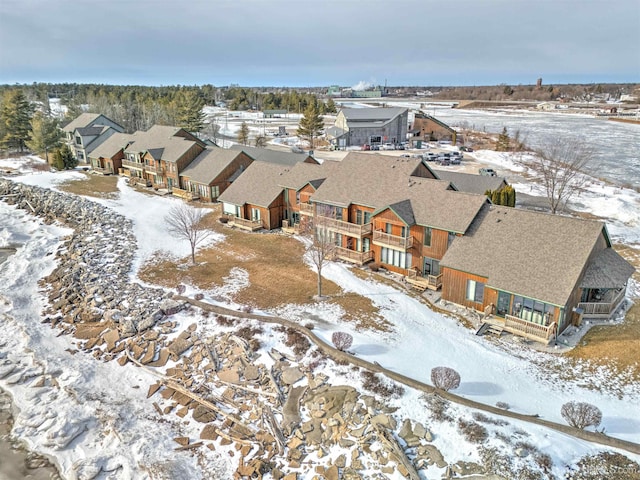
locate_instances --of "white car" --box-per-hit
[382,143,395,150]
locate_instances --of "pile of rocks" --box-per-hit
[1,180,493,479]
[0,180,172,334]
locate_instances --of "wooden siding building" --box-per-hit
[441,206,634,342]
[179,148,253,202]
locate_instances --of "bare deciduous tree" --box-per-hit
[302,206,337,298]
[165,202,211,264]
[331,331,353,351]
[518,138,591,214]
[431,366,461,391]
[561,401,602,429]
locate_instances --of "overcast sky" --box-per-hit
[1,0,639,87]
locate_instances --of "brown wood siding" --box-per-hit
[348,204,374,223]
[420,228,450,260]
[441,268,489,311]
[373,209,406,236]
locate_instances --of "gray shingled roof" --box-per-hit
[340,107,407,123]
[76,125,110,137]
[434,171,509,196]
[580,248,635,289]
[312,153,487,233]
[230,145,318,166]
[62,113,101,132]
[218,161,290,208]
[124,125,201,163]
[180,147,247,185]
[87,133,133,160]
[278,161,340,190]
[441,206,610,306]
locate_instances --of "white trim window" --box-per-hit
[466,279,485,303]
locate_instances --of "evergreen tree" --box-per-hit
[27,112,62,161]
[237,122,250,145]
[495,127,510,151]
[325,98,337,114]
[297,102,324,149]
[0,89,34,152]
[175,90,205,133]
[52,144,77,170]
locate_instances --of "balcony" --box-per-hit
[334,246,373,266]
[317,215,372,237]
[92,166,114,175]
[578,288,626,319]
[122,159,144,170]
[298,202,315,215]
[144,163,158,173]
[282,220,300,235]
[229,216,262,232]
[373,230,413,250]
[172,187,200,201]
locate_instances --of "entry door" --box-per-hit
[496,291,511,317]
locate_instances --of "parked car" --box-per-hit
[382,143,395,150]
[370,144,380,151]
[361,144,371,151]
[450,156,461,165]
[479,168,497,176]
[460,146,474,152]
[424,152,437,161]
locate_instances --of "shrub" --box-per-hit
[560,401,602,429]
[331,331,353,351]
[215,315,235,327]
[282,327,311,357]
[368,262,381,272]
[194,293,204,301]
[421,393,452,422]
[218,216,229,224]
[495,401,510,410]
[361,371,404,399]
[431,366,461,391]
[303,322,314,330]
[534,453,553,475]
[457,418,488,443]
[472,412,508,426]
[176,284,186,295]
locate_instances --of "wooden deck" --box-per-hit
[229,216,262,231]
[483,315,557,344]
[281,220,300,235]
[334,246,373,266]
[406,271,442,291]
[172,187,200,201]
[373,230,413,250]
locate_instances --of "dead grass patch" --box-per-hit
[138,204,386,331]
[58,172,119,199]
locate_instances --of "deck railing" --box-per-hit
[122,159,144,170]
[230,216,262,231]
[578,288,626,317]
[299,203,315,215]
[373,230,413,249]
[504,314,557,342]
[317,216,372,237]
[172,187,199,201]
[334,246,373,265]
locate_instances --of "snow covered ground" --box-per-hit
[1,148,639,479]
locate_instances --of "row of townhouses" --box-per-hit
[218,153,634,344]
[61,113,634,345]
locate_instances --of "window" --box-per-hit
[363,237,370,252]
[75,136,82,145]
[211,186,220,199]
[380,247,409,269]
[251,208,261,221]
[424,227,432,246]
[363,211,372,224]
[356,210,363,225]
[385,222,392,234]
[401,226,407,238]
[296,191,301,204]
[466,280,485,303]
